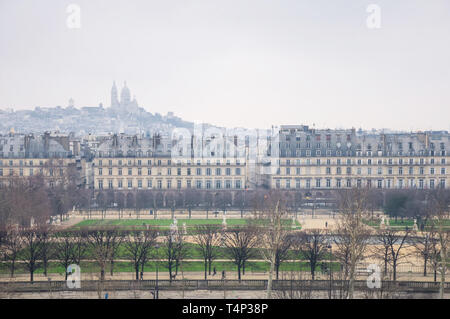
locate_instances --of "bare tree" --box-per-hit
[72,228,88,266]
[374,228,412,281]
[412,231,435,276]
[335,188,372,299]
[39,225,54,277]
[223,226,258,282]
[193,225,221,279]
[162,230,188,282]
[123,228,158,280]
[108,229,124,276]
[20,227,44,282]
[253,190,292,298]
[427,189,450,299]
[88,228,120,281]
[54,230,77,280]
[1,225,23,277]
[295,229,328,281]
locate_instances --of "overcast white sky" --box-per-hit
[1,0,449,131]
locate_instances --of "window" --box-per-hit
[128,179,133,188]
[177,180,182,189]
[196,168,201,175]
[98,180,103,189]
[236,168,241,175]
[108,180,113,189]
[235,180,241,189]
[147,179,152,188]
[138,179,142,189]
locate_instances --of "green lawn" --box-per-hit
[73,218,302,230]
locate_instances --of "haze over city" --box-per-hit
[1,0,450,131]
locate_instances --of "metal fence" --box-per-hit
[0,279,448,293]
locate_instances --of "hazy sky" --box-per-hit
[1,0,449,131]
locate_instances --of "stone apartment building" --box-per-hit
[270,125,450,191]
[2,125,449,193]
[91,132,248,192]
[0,131,85,188]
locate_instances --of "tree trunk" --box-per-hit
[423,258,427,277]
[237,264,241,282]
[267,251,275,299]
[110,260,114,276]
[393,261,397,281]
[10,260,15,278]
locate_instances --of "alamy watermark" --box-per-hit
[366,264,381,289]
[66,4,81,29]
[66,264,81,289]
[366,4,381,29]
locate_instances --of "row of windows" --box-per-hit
[97,167,242,176]
[277,167,447,175]
[280,149,447,157]
[0,159,67,166]
[97,179,243,190]
[279,157,447,166]
[0,168,64,176]
[274,178,447,189]
[96,159,243,166]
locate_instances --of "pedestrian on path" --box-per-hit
[213,267,217,276]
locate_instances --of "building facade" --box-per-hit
[1,125,449,192]
[271,125,450,191]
